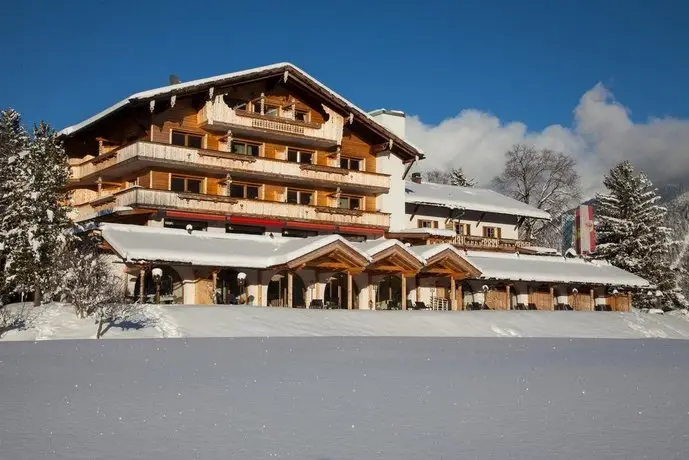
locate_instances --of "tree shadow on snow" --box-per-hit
[100,315,158,337]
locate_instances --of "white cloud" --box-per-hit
[405,83,689,197]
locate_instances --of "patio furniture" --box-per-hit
[309,299,324,309]
[528,303,537,310]
[515,303,527,310]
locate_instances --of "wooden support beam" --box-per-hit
[415,275,421,303]
[409,203,420,221]
[590,288,595,311]
[450,277,457,311]
[549,286,555,311]
[287,271,294,308]
[458,283,463,311]
[314,269,320,300]
[401,273,407,310]
[367,272,373,310]
[627,291,633,312]
[139,267,146,304]
[211,270,218,304]
[257,270,263,306]
[347,272,353,310]
[506,285,511,311]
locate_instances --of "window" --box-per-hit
[282,229,318,238]
[164,220,207,231]
[341,234,367,243]
[251,100,262,113]
[171,175,203,194]
[231,141,260,157]
[456,223,471,235]
[171,131,203,148]
[418,219,438,229]
[295,110,309,122]
[287,149,313,164]
[264,104,279,117]
[226,224,265,235]
[340,157,361,171]
[339,196,361,210]
[286,189,313,205]
[483,226,501,238]
[229,183,260,199]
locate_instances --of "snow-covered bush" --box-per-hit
[0,303,38,338]
[59,235,137,339]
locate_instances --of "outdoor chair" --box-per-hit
[325,300,339,309]
[413,301,427,310]
[309,299,324,309]
[515,303,527,310]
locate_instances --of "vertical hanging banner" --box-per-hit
[575,205,596,255]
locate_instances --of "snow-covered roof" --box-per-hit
[405,181,551,220]
[100,223,371,268]
[389,227,457,238]
[352,239,426,264]
[59,63,424,159]
[461,250,650,287]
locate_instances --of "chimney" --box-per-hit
[411,172,422,184]
[169,74,181,85]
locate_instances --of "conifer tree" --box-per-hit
[595,161,682,309]
[449,167,476,187]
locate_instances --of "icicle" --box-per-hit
[149,100,156,113]
[170,95,176,108]
[283,70,289,83]
[209,87,214,99]
[348,113,354,124]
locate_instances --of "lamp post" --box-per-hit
[237,272,247,304]
[152,268,163,304]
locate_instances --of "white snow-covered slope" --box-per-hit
[3,304,689,341]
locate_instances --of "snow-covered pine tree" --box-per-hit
[594,161,682,309]
[2,120,72,304]
[449,168,476,187]
[0,109,30,304]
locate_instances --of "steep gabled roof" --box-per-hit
[405,181,551,220]
[59,63,424,161]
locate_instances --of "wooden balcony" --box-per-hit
[198,97,344,148]
[70,141,390,193]
[80,187,390,228]
[450,234,530,251]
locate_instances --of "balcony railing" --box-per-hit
[70,141,390,192]
[79,187,390,228]
[450,234,529,251]
[198,96,344,146]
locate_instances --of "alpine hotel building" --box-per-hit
[61,63,648,311]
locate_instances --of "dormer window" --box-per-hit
[264,104,279,117]
[295,109,309,122]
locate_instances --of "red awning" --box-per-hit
[286,221,337,231]
[166,211,227,222]
[338,226,385,235]
[229,216,285,227]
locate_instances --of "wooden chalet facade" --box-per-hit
[61,63,648,311]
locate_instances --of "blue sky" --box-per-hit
[1,0,687,131]
[2,0,688,191]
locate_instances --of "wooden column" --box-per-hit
[415,275,421,302]
[139,267,146,304]
[346,272,353,310]
[314,270,321,300]
[506,285,511,310]
[257,270,263,306]
[458,283,463,310]
[549,286,555,311]
[590,288,595,311]
[211,270,218,304]
[287,271,293,308]
[367,273,373,310]
[401,273,407,310]
[450,276,457,311]
[627,292,633,312]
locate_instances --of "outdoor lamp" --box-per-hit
[152,268,163,304]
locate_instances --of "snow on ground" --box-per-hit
[3,303,689,341]
[1,338,688,459]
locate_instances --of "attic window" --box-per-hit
[295,109,309,122]
[264,104,279,117]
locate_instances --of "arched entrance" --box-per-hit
[323,273,360,309]
[216,269,243,304]
[267,271,306,307]
[134,266,183,304]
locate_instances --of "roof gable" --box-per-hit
[60,63,423,162]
